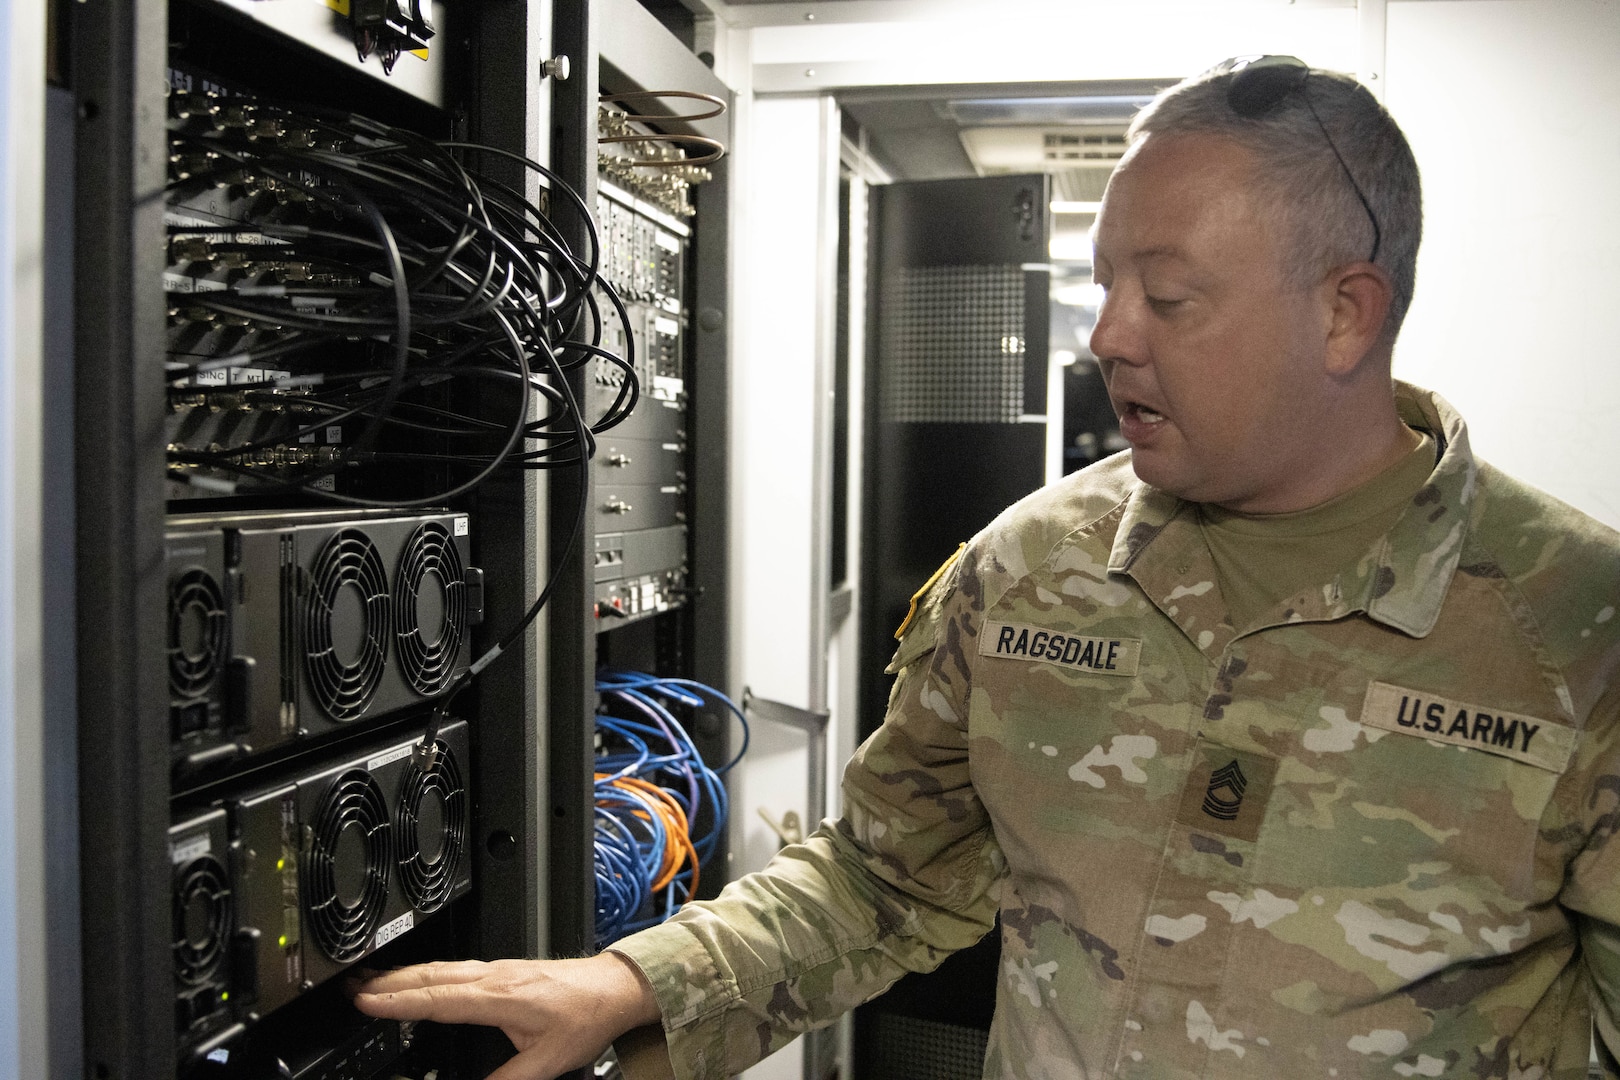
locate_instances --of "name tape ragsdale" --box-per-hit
[980,620,1141,677]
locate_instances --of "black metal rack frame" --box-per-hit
[66,0,732,1076]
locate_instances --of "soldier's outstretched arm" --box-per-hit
[605,546,1004,1077]
[353,544,999,1080]
[352,953,661,1080]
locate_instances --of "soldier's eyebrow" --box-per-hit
[1132,245,1192,265]
[1091,241,1192,270]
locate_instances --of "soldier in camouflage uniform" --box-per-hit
[355,58,1620,1080]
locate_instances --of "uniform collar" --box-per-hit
[1106,382,1478,643]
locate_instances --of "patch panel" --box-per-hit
[590,179,694,629]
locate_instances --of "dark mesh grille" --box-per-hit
[865,1014,988,1080]
[878,265,1027,424]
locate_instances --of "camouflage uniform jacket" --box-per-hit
[612,384,1620,1080]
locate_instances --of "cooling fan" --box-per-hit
[165,526,243,764]
[302,768,392,963]
[302,529,391,721]
[173,854,232,986]
[169,567,229,701]
[170,807,236,1051]
[165,509,480,772]
[393,521,467,696]
[227,719,475,1025]
[395,736,467,913]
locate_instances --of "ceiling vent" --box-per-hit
[959,126,1129,176]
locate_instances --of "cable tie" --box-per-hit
[234,284,286,297]
[369,272,394,288]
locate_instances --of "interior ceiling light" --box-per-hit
[941,95,1153,126]
[1049,235,1096,264]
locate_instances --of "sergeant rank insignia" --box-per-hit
[1177,741,1276,843]
[1202,760,1247,820]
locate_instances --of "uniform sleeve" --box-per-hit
[608,566,1003,1079]
[1558,685,1620,1076]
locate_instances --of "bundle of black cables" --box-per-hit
[163,96,640,729]
[163,101,637,508]
[592,671,750,947]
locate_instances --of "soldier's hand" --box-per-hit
[351,952,661,1080]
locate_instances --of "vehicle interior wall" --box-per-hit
[1,0,48,1075]
[1384,0,1620,529]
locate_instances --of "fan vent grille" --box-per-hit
[394,523,467,696]
[397,739,467,912]
[169,569,228,700]
[303,530,390,720]
[173,855,231,987]
[303,769,391,962]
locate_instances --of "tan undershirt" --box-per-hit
[1198,431,1436,634]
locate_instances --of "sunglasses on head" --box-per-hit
[1218,55,1382,265]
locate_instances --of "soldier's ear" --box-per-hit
[1322,261,1393,377]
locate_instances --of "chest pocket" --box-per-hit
[965,601,1202,875]
[1224,641,1568,919]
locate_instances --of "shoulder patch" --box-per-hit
[894,543,966,641]
[1359,681,1574,773]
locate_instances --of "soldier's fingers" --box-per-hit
[353,979,515,1026]
[352,959,493,994]
[482,1040,589,1080]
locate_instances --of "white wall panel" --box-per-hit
[0,0,48,1075]
[1386,0,1620,527]
[730,93,830,1080]
[731,91,823,846]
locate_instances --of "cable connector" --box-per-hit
[413,707,448,771]
[411,739,440,771]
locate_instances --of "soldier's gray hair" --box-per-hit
[1127,64,1422,342]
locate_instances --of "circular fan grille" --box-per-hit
[173,856,231,987]
[396,739,467,913]
[303,769,391,963]
[303,530,390,721]
[169,569,228,700]
[394,523,466,696]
